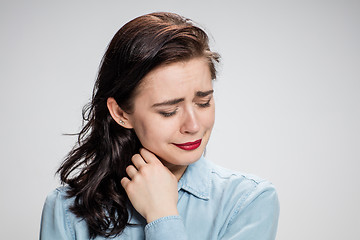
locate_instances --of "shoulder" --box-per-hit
[207,159,274,189]
[206,159,279,215]
[45,186,72,201]
[41,186,89,239]
[43,186,75,212]
[202,160,280,238]
[42,186,77,223]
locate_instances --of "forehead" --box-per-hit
[135,58,213,101]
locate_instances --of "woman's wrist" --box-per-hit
[146,209,179,223]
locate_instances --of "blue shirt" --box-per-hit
[40,157,279,239]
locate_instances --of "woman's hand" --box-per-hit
[121,148,179,223]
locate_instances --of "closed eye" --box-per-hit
[197,98,211,108]
[159,109,178,117]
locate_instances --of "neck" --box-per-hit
[162,162,187,181]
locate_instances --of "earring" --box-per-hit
[119,120,125,125]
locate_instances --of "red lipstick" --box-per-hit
[173,139,202,150]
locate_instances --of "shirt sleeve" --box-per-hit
[144,215,188,240]
[40,189,74,240]
[220,181,280,240]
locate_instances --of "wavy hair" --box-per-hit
[57,12,220,238]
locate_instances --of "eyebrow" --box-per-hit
[151,90,214,108]
[152,98,185,107]
[195,89,214,97]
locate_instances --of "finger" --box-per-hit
[132,154,147,169]
[139,148,161,164]
[120,177,130,189]
[126,165,138,179]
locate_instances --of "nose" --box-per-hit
[180,107,200,134]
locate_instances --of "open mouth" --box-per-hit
[173,139,202,150]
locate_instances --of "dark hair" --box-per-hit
[57,12,220,238]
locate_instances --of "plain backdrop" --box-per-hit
[1,0,359,239]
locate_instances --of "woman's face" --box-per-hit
[125,57,215,170]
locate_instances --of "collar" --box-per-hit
[177,156,211,200]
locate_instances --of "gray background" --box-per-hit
[1,0,359,239]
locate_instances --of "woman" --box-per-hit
[40,12,279,239]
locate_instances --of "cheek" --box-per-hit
[204,106,215,129]
[149,121,177,141]
[134,119,173,147]
[132,118,152,144]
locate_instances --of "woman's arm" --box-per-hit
[121,148,188,239]
[121,148,179,222]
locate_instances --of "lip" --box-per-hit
[173,139,202,151]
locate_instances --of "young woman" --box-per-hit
[40,12,279,240]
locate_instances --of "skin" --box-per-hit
[107,57,215,223]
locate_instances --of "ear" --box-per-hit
[107,97,134,129]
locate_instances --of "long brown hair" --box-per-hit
[58,12,220,238]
